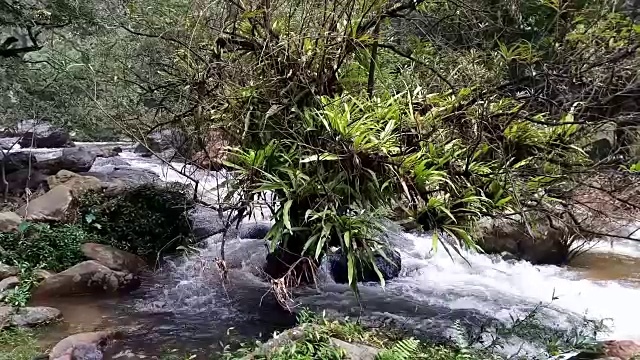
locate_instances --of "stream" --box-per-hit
[20,144,640,359]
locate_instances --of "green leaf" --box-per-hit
[283,199,293,232]
[17,222,30,233]
[300,153,339,163]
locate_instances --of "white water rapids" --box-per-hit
[18,144,640,357]
[113,149,640,340]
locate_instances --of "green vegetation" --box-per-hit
[78,184,194,262]
[0,328,42,360]
[219,309,604,359]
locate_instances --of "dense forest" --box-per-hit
[1,0,640,358]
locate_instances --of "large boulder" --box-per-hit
[0,152,37,174]
[133,138,163,157]
[47,170,102,197]
[81,166,161,193]
[0,168,49,195]
[81,243,148,274]
[36,147,97,174]
[10,306,62,327]
[49,330,122,360]
[326,247,402,284]
[0,306,62,329]
[0,263,18,280]
[17,185,74,222]
[475,217,583,265]
[19,130,74,148]
[33,261,140,298]
[0,276,19,292]
[238,222,272,239]
[188,205,225,240]
[0,211,22,232]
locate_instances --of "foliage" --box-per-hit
[0,222,94,272]
[0,328,42,360]
[2,265,39,308]
[77,184,194,262]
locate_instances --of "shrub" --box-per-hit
[0,223,95,272]
[78,184,195,262]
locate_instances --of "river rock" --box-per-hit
[188,205,225,240]
[0,211,22,232]
[330,338,380,360]
[19,130,74,148]
[47,170,102,196]
[36,147,97,174]
[0,263,18,280]
[32,261,140,298]
[0,152,37,174]
[0,306,12,327]
[81,166,161,193]
[10,306,61,327]
[238,222,272,239]
[476,217,577,265]
[133,138,162,157]
[81,243,147,274]
[91,157,131,168]
[0,276,19,292]
[49,330,121,360]
[17,185,74,221]
[0,168,49,195]
[0,137,20,150]
[326,247,402,284]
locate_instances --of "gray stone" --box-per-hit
[0,263,18,280]
[133,138,162,157]
[0,212,22,232]
[188,205,225,240]
[81,243,148,274]
[19,130,74,148]
[49,330,120,359]
[0,306,12,327]
[0,168,49,196]
[36,147,96,174]
[33,261,140,298]
[17,185,74,222]
[10,306,61,327]
[0,276,19,292]
[91,157,131,168]
[330,338,380,360]
[0,152,37,174]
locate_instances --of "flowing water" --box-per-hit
[23,145,640,358]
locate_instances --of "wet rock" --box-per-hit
[19,130,74,148]
[0,276,19,292]
[91,157,130,168]
[10,306,61,327]
[327,247,402,284]
[476,217,578,265]
[0,263,19,280]
[330,338,380,360]
[95,146,123,159]
[239,222,272,239]
[569,340,640,360]
[133,138,162,157]
[188,205,225,240]
[0,137,20,150]
[81,166,161,193]
[81,243,148,274]
[32,261,140,298]
[17,185,74,222]
[0,152,37,174]
[0,168,49,196]
[0,211,22,232]
[49,330,121,360]
[36,147,97,174]
[47,170,102,197]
